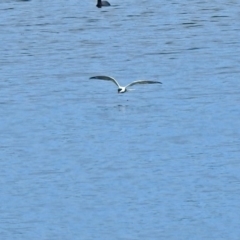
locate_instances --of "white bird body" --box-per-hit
[89,76,162,93]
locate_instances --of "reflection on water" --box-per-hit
[0,0,240,239]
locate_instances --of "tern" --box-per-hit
[96,0,110,8]
[89,76,162,93]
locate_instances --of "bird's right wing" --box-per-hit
[125,80,162,88]
[89,76,120,87]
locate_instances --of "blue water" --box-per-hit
[0,0,240,239]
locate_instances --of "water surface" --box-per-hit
[0,0,240,239]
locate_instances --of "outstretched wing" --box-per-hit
[89,76,120,87]
[125,80,162,88]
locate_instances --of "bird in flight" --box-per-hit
[89,76,162,93]
[96,0,110,8]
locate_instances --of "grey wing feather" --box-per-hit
[125,80,162,88]
[89,76,120,87]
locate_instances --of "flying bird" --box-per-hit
[96,0,110,8]
[89,76,162,93]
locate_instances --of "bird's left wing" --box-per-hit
[89,76,120,87]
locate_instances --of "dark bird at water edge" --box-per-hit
[96,0,111,8]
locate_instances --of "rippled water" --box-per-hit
[1,0,240,239]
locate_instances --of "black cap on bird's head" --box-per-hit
[118,88,121,93]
